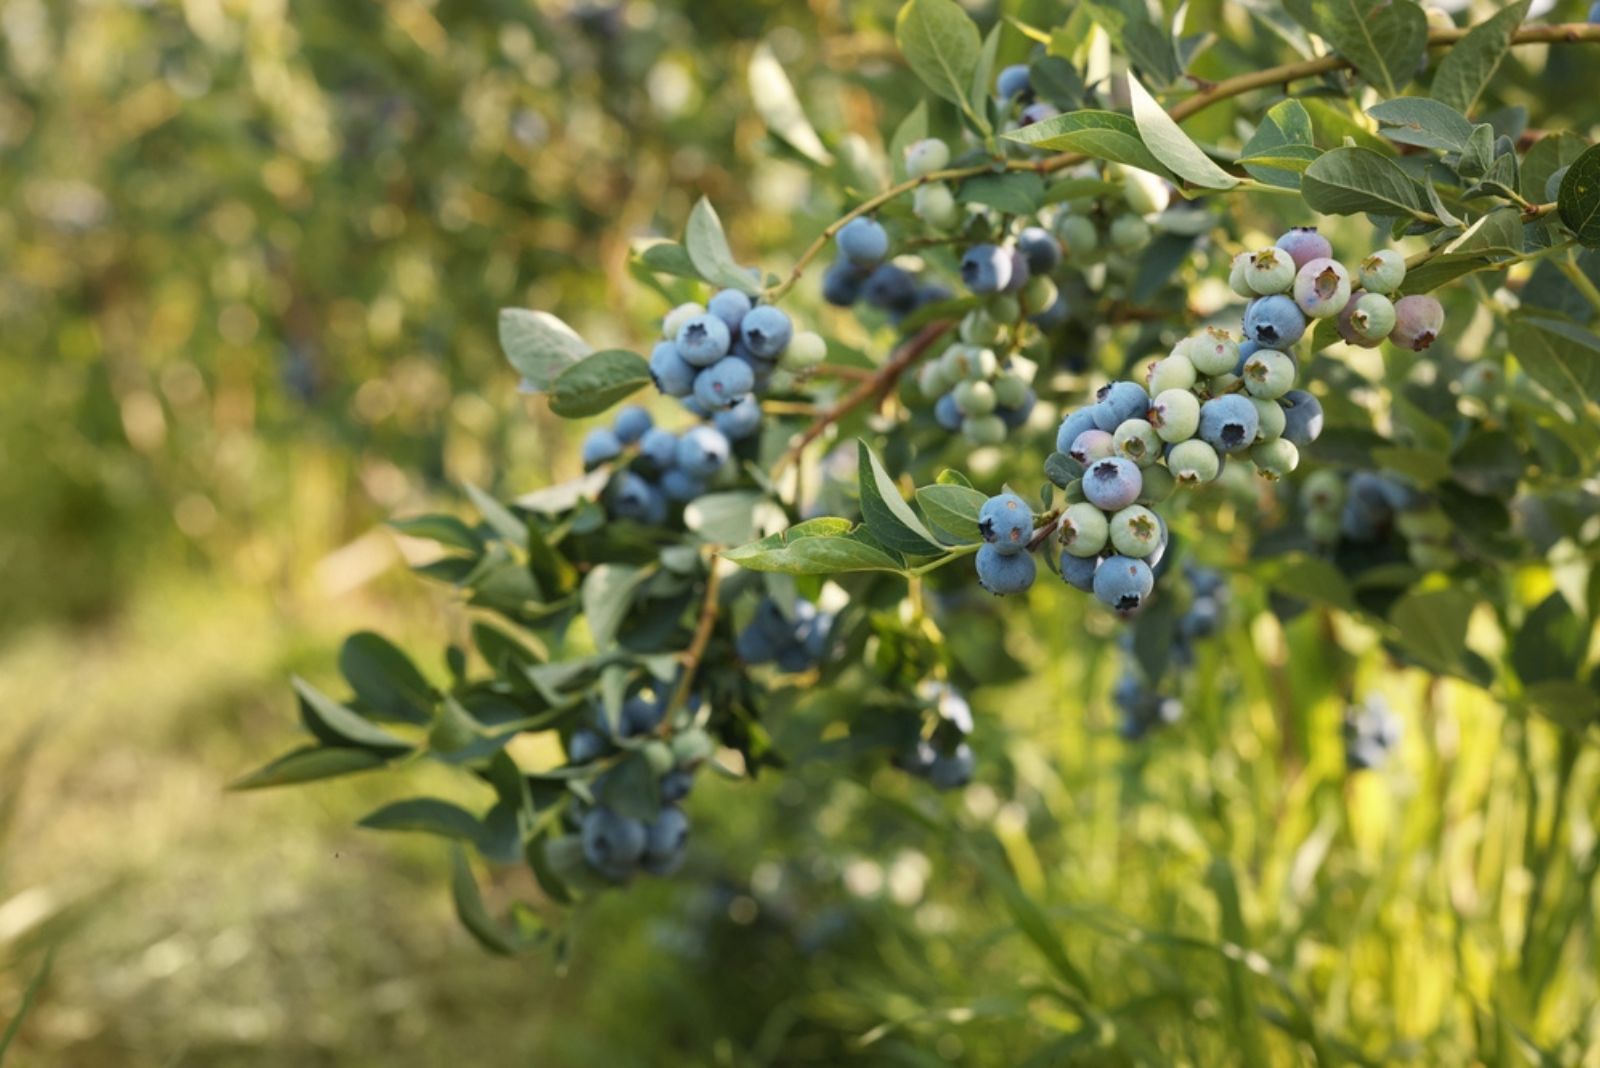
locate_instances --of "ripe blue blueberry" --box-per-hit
[1198,394,1260,454]
[676,313,732,366]
[640,806,689,876]
[975,543,1036,595]
[1059,551,1100,592]
[611,472,668,524]
[1083,457,1143,511]
[660,769,695,804]
[1056,407,1100,455]
[581,427,623,469]
[675,425,731,478]
[927,744,975,790]
[1019,102,1059,127]
[960,244,1013,294]
[1274,227,1332,270]
[1242,294,1307,348]
[996,63,1032,101]
[837,217,890,266]
[1017,226,1062,274]
[998,390,1036,429]
[740,305,792,358]
[567,727,608,764]
[638,427,678,470]
[934,392,963,431]
[707,289,752,334]
[620,690,665,736]
[1030,293,1069,329]
[1279,390,1324,447]
[823,260,867,306]
[862,263,919,314]
[713,394,762,440]
[735,622,775,664]
[660,468,706,503]
[1002,248,1032,294]
[613,405,653,444]
[693,356,755,410]
[649,341,697,397]
[1096,380,1150,428]
[581,806,647,880]
[978,492,1033,554]
[1092,554,1155,615]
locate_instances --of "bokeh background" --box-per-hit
[5,0,1600,1064]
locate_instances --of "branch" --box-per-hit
[665,555,723,720]
[772,321,952,478]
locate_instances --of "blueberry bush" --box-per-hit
[237,1,1600,1060]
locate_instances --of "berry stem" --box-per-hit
[907,541,982,577]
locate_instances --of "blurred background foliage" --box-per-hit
[3,0,1600,1064]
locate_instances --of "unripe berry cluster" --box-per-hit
[735,597,835,672]
[1343,694,1402,771]
[920,313,1039,446]
[894,681,976,790]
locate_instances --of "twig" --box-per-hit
[666,556,723,719]
[813,362,875,382]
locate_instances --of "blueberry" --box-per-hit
[996,63,1032,101]
[1056,407,1100,455]
[904,138,951,178]
[1198,394,1260,454]
[1242,294,1307,348]
[998,390,1036,429]
[675,425,731,478]
[1358,249,1406,295]
[1274,227,1333,270]
[1082,456,1143,511]
[837,217,890,266]
[707,288,752,333]
[1054,214,1099,256]
[1109,214,1150,253]
[567,727,608,764]
[927,744,975,790]
[1069,428,1115,464]
[1059,551,1100,592]
[1167,438,1221,484]
[1030,293,1070,329]
[1109,505,1162,558]
[1244,247,1295,294]
[739,305,791,358]
[1250,438,1299,480]
[960,244,1013,295]
[954,379,997,416]
[649,341,697,397]
[1183,329,1240,377]
[1242,349,1296,400]
[620,690,666,736]
[1590,0,1600,22]
[797,611,833,661]
[1092,555,1155,615]
[581,427,623,469]
[963,414,1007,446]
[640,806,689,876]
[1250,396,1286,442]
[782,330,827,371]
[1096,380,1150,428]
[1147,354,1197,394]
[637,428,678,471]
[613,405,653,444]
[1017,226,1062,274]
[735,622,776,663]
[1113,419,1162,467]
[1292,257,1352,319]
[659,467,706,502]
[823,260,868,305]
[693,356,755,410]
[975,543,1036,595]
[1390,294,1444,351]
[611,472,667,524]
[661,302,705,341]
[914,183,960,227]
[1019,100,1060,126]
[1150,389,1200,443]
[978,492,1033,555]
[934,392,963,431]
[862,263,919,314]
[1279,390,1324,447]
[1058,501,1110,558]
[713,394,762,440]
[581,806,647,880]
[676,313,732,366]
[1228,251,1255,298]
[659,769,695,803]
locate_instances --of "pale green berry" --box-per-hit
[966,347,999,381]
[1458,361,1501,398]
[914,183,960,228]
[1147,354,1197,394]
[1054,214,1099,256]
[1300,468,1345,513]
[939,344,975,381]
[1023,275,1058,315]
[1228,252,1255,299]
[987,294,1021,323]
[643,740,675,775]
[768,369,796,392]
[954,379,997,416]
[960,309,1001,345]
[663,302,706,339]
[994,372,1030,409]
[1306,509,1341,543]
[1168,439,1221,484]
[1349,292,1396,342]
[1250,438,1299,480]
[1113,418,1162,467]
[905,137,951,178]
[1183,328,1240,376]
[917,360,951,399]
[1110,214,1151,253]
[1122,169,1169,215]
[783,330,827,370]
[962,414,1007,446]
[1250,397,1286,442]
[1243,349,1296,400]
[1109,505,1162,558]
[1358,248,1407,295]
[1150,389,1200,443]
[1208,372,1241,395]
[1137,463,1175,504]
[1244,247,1294,295]
[1058,502,1110,557]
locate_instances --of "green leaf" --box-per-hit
[969,22,1001,135]
[1310,0,1427,98]
[1367,98,1475,153]
[1430,0,1531,114]
[582,564,648,649]
[684,197,761,295]
[338,632,434,725]
[1254,554,1356,611]
[748,41,833,166]
[360,798,485,842]
[684,490,784,545]
[725,518,907,575]
[1511,316,1600,411]
[916,483,988,543]
[229,745,390,790]
[957,172,1047,214]
[450,848,521,956]
[1389,587,1478,676]
[294,677,412,751]
[1080,0,1181,86]
[1240,100,1317,189]
[1301,147,1429,219]
[635,240,702,280]
[462,483,529,546]
[429,694,489,754]
[857,440,944,556]
[498,309,591,391]
[1520,131,1587,203]
[547,350,652,419]
[936,467,975,489]
[1127,72,1238,190]
[516,468,610,515]
[1002,110,1174,180]
[896,0,987,131]
[1513,592,1587,686]
[888,100,930,183]
[597,752,660,823]
[388,514,483,554]
[0,948,54,1061]
[1558,145,1600,249]
[1369,446,1451,487]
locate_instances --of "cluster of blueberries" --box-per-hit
[649,292,825,418]
[922,318,1040,445]
[1112,564,1229,740]
[822,214,953,323]
[1300,468,1457,571]
[568,683,712,883]
[734,596,835,672]
[894,681,976,791]
[1344,694,1402,772]
[580,404,733,523]
[996,62,1060,130]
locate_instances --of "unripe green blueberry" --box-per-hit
[940,344,976,381]
[1109,505,1163,558]
[1110,214,1151,253]
[954,379,997,416]
[1348,291,1396,342]
[1054,214,1099,256]
[914,183,960,229]
[1022,275,1058,315]
[1136,463,1175,504]
[643,740,676,775]
[1300,468,1345,513]
[1250,438,1299,480]
[962,413,1007,446]
[1168,439,1221,484]
[1359,249,1407,295]
[1458,361,1501,398]
[1058,502,1110,557]
[1250,397,1286,442]
[905,137,951,178]
[1242,349,1296,400]
[1147,354,1197,394]
[966,347,999,380]
[1244,247,1295,295]
[1183,328,1240,376]
[987,294,1021,323]
[670,727,715,767]
[993,371,1031,409]
[1306,509,1341,543]
[917,360,951,399]
[663,302,707,339]
[768,369,797,392]
[960,309,1001,345]
[783,330,827,370]
[1228,252,1255,299]
[1113,418,1163,467]
[1122,169,1170,216]
[1150,389,1201,443]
